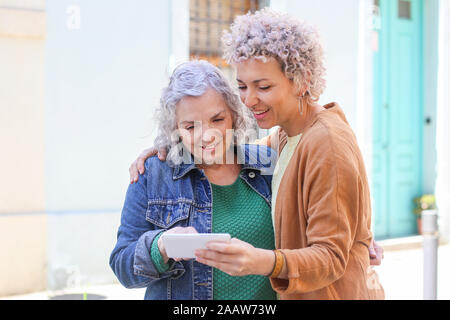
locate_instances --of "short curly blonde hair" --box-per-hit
[222,8,326,104]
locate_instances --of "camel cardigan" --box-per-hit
[266,103,384,300]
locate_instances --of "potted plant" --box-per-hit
[413,194,436,234]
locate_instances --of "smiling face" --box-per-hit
[235,57,300,130]
[176,88,235,165]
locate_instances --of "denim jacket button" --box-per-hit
[248,172,255,178]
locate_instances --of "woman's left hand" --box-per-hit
[195,238,274,277]
[369,239,384,266]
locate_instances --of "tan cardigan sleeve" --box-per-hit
[271,127,362,294]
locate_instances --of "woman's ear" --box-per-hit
[303,70,312,95]
[294,84,307,98]
[173,126,187,144]
[295,70,312,97]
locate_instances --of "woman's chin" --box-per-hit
[255,119,274,130]
[196,151,218,165]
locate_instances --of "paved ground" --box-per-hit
[2,237,449,300]
[376,239,450,300]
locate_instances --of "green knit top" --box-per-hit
[150,173,276,300]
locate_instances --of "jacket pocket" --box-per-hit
[146,200,192,229]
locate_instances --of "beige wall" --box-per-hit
[0,214,47,296]
[0,3,47,296]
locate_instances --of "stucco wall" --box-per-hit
[436,0,450,240]
[1,0,187,295]
[43,0,177,289]
[0,1,47,297]
[423,0,439,195]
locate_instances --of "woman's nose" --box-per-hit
[201,126,218,144]
[242,91,258,108]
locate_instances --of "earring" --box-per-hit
[298,96,304,116]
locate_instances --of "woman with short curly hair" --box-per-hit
[222,8,326,107]
[129,8,384,300]
[197,8,384,300]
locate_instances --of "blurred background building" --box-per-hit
[0,0,449,297]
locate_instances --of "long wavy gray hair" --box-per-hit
[153,60,256,165]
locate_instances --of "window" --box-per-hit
[189,0,269,138]
[398,0,411,20]
[189,0,265,71]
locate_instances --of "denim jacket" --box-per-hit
[109,144,276,300]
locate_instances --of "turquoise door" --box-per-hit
[372,0,423,239]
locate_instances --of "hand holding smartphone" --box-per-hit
[160,233,231,259]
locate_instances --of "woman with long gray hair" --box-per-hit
[110,60,278,300]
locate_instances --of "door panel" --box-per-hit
[372,0,423,239]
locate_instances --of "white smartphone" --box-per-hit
[161,233,231,259]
